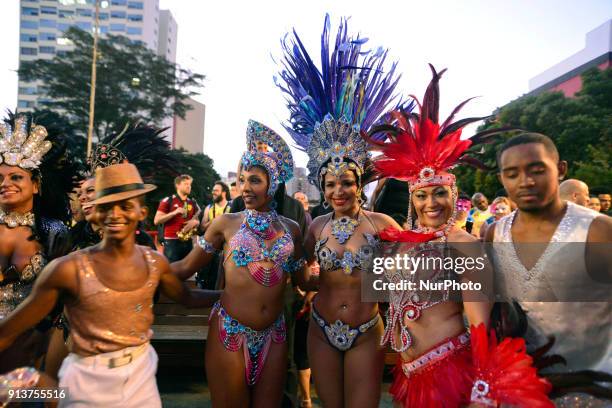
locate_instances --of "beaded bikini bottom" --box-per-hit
[211,301,286,386]
[311,304,379,352]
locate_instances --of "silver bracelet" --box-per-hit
[197,236,218,254]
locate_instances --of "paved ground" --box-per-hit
[158,370,395,407]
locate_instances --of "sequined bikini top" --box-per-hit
[225,214,299,287]
[314,213,380,275]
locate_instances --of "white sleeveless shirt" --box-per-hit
[492,202,611,373]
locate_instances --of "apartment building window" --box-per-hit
[99,12,109,20]
[39,32,56,41]
[111,10,126,18]
[21,20,39,29]
[18,87,37,95]
[20,34,38,42]
[127,14,142,22]
[99,26,108,33]
[110,23,125,32]
[18,100,36,109]
[126,26,142,35]
[40,19,57,28]
[57,50,68,57]
[57,23,70,31]
[39,46,56,54]
[20,47,38,56]
[77,8,92,17]
[58,9,74,18]
[111,0,127,5]
[127,1,143,9]
[22,7,39,16]
[40,6,57,15]
[76,21,92,30]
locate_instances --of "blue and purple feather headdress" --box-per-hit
[275,14,404,186]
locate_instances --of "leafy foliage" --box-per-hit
[19,27,204,140]
[455,67,612,198]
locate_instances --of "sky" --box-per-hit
[1,0,611,177]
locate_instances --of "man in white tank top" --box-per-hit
[485,133,611,402]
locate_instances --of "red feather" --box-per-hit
[365,65,501,181]
[470,323,554,408]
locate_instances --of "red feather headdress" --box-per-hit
[367,64,512,193]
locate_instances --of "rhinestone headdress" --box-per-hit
[240,120,294,197]
[276,14,402,187]
[0,115,52,170]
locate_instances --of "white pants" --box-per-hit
[58,343,161,408]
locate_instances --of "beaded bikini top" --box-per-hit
[225,210,299,287]
[380,238,451,352]
[314,212,380,275]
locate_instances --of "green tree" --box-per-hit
[456,67,612,197]
[19,27,204,139]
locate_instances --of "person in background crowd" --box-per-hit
[559,178,590,207]
[487,132,612,405]
[480,196,513,239]
[293,191,312,230]
[466,192,491,236]
[197,181,230,289]
[598,192,611,215]
[154,175,201,262]
[229,181,240,201]
[291,190,315,407]
[588,195,601,212]
[454,193,471,231]
[202,181,231,231]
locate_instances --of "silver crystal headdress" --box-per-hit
[0,115,52,170]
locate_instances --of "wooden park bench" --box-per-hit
[151,280,210,370]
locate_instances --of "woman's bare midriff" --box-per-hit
[398,302,465,361]
[314,268,379,327]
[221,262,287,331]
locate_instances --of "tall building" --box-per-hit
[173,97,205,154]
[528,19,611,97]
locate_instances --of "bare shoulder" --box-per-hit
[365,210,401,230]
[448,227,478,244]
[38,251,80,290]
[143,246,171,272]
[310,213,332,232]
[588,214,612,243]
[279,215,301,237]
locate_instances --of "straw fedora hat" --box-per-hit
[90,162,156,205]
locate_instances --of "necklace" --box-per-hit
[331,211,361,244]
[0,208,35,229]
[245,209,279,240]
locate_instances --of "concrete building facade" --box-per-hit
[528,19,612,97]
[173,97,205,154]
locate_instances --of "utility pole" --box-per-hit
[86,0,100,159]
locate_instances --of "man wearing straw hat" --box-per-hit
[0,162,219,407]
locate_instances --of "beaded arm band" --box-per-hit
[197,237,219,254]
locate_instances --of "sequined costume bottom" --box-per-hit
[311,303,380,352]
[390,332,472,408]
[210,301,286,386]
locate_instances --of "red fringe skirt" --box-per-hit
[390,332,473,408]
